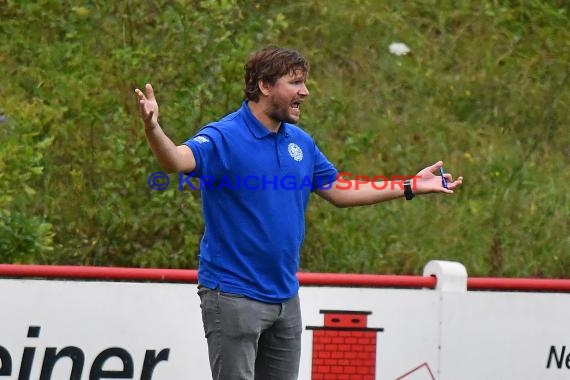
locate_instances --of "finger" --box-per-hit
[139,100,153,122]
[145,83,155,100]
[135,88,146,101]
[428,160,444,173]
[447,177,463,189]
[139,99,148,113]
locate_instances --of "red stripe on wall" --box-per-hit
[297,272,436,288]
[468,277,570,292]
[0,264,569,292]
[0,264,197,282]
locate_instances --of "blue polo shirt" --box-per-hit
[184,101,337,303]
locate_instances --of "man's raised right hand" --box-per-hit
[134,83,159,130]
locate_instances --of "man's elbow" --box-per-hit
[321,190,376,208]
[318,190,352,208]
[158,158,195,174]
[157,161,178,174]
[332,201,351,208]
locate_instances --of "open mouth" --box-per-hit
[290,100,303,113]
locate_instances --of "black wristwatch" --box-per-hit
[404,179,415,200]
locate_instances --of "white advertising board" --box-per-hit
[299,287,440,380]
[0,279,207,380]
[438,291,570,380]
[1,266,569,380]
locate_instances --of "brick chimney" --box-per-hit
[306,310,384,379]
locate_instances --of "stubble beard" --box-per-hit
[268,97,298,125]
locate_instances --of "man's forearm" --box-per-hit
[317,180,406,207]
[144,122,184,173]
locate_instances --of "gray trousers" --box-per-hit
[198,286,302,380]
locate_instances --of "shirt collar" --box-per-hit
[240,100,288,139]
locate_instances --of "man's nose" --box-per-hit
[299,83,309,96]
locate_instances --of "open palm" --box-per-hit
[134,83,159,128]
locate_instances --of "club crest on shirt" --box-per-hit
[288,143,303,162]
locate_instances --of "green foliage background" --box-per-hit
[1,0,568,277]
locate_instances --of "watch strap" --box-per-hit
[404,179,415,200]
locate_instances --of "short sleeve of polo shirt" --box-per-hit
[312,143,338,189]
[183,126,222,178]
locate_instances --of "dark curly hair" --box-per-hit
[244,46,309,102]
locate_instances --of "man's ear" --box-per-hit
[258,80,272,96]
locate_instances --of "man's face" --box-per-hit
[266,69,309,124]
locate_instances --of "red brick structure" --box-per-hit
[306,310,384,380]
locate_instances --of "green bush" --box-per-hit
[1,0,568,276]
[0,98,54,263]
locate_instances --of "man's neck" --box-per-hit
[247,100,281,133]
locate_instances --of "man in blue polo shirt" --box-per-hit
[183,98,338,303]
[135,46,462,380]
